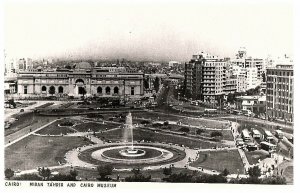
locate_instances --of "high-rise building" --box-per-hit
[266,64,293,122]
[184,52,227,103]
[231,47,265,88]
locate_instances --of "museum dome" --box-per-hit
[74,62,92,69]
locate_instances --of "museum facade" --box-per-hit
[17,63,144,99]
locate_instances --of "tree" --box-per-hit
[97,164,113,181]
[163,167,172,176]
[5,168,14,179]
[38,167,51,180]
[248,166,261,178]
[153,77,160,93]
[131,168,141,176]
[69,169,78,180]
[65,65,72,69]
[210,131,223,138]
[49,86,55,96]
[163,172,193,183]
[8,99,16,108]
[221,168,230,176]
[124,168,151,182]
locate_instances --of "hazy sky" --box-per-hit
[4,0,294,61]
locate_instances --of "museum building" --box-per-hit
[17,62,144,98]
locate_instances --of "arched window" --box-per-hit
[106,87,111,95]
[97,87,102,94]
[58,86,64,93]
[42,86,47,92]
[131,87,135,95]
[49,86,55,95]
[114,87,119,94]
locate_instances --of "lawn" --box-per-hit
[245,150,269,165]
[73,122,121,132]
[190,150,244,174]
[35,118,81,135]
[5,135,91,171]
[132,112,180,122]
[36,126,76,135]
[97,128,226,149]
[283,166,293,184]
[131,111,228,130]
[5,113,58,136]
[180,117,227,129]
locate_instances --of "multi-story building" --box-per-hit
[231,48,265,89]
[184,52,227,103]
[224,76,237,94]
[16,62,144,99]
[245,58,265,84]
[266,64,293,122]
[236,95,266,114]
[237,73,247,92]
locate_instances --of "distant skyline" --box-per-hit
[4,0,294,62]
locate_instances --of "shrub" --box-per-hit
[210,131,223,138]
[179,127,190,133]
[97,164,113,181]
[87,114,104,118]
[196,129,205,135]
[5,168,14,179]
[141,120,150,124]
[152,123,163,127]
[60,121,74,126]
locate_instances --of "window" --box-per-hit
[24,86,28,94]
[58,86,64,93]
[106,87,111,95]
[42,86,47,92]
[114,87,119,94]
[97,87,102,94]
[131,87,135,95]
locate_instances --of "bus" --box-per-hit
[242,130,251,141]
[190,101,199,106]
[252,129,261,139]
[260,141,276,153]
[275,130,284,139]
[264,130,273,141]
[204,109,217,114]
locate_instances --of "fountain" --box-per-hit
[78,112,185,167]
[120,112,146,157]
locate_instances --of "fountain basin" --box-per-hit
[119,148,146,157]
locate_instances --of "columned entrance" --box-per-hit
[75,79,86,96]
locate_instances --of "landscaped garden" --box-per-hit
[245,150,269,165]
[5,135,92,171]
[97,128,228,149]
[73,122,121,132]
[35,118,81,135]
[190,150,244,174]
